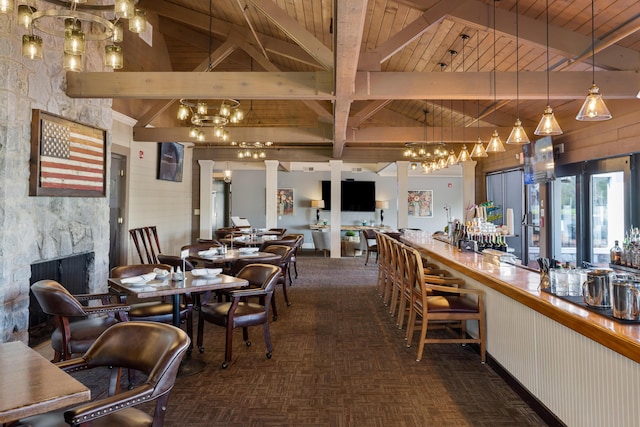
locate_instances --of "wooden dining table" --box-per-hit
[0,341,90,424]
[187,248,278,267]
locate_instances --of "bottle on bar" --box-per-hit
[610,240,622,265]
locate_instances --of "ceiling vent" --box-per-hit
[302,166,315,172]
[352,167,363,173]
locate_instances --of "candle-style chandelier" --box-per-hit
[232,141,273,160]
[177,99,244,142]
[8,0,146,71]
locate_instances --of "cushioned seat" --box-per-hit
[51,316,119,357]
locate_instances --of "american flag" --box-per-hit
[39,118,105,192]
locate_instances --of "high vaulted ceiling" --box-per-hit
[68,0,640,163]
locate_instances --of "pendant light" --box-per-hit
[575,0,612,121]
[457,145,472,162]
[486,0,505,153]
[470,32,487,158]
[506,0,530,144]
[535,0,563,135]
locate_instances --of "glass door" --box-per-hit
[590,171,625,265]
[523,183,541,267]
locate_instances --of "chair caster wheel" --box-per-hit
[286,302,292,307]
[198,347,205,354]
[246,341,251,347]
[266,352,272,359]
[222,361,229,369]
[272,315,278,321]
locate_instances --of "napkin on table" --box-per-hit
[197,248,218,257]
[191,268,223,277]
[121,272,156,283]
[239,247,259,254]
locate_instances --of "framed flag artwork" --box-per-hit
[29,110,107,197]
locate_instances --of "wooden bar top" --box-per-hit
[0,341,90,423]
[401,232,640,364]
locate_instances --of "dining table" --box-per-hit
[187,248,278,267]
[0,341,91,424]
[108,271,248,376]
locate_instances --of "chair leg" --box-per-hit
[365,250,370,265]
[293,260,298,279]
[263,322,273,359]
[222,325,234,369]
[271,294,279,321]
[281,280,291,306]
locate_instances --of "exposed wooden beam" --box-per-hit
[333,0,368,158]
[245,0,333,71]
[66,72,335,100]
[352,71,640,100]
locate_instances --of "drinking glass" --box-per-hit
[555,270,569,296]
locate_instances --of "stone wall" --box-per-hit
[0,6,112,342]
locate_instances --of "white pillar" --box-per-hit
[329,160,342,258]
[396,161,409,230]
[264,160,279,229]
[461,160,477,223]
[198,160,215,240]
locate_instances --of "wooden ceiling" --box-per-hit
[73,0,640,162]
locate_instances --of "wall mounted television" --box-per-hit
[523,136,556,184]
[321,180,376,212]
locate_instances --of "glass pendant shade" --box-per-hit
[232,109,243,122]
[506,119,530,144]
[197,130,206,142]
[18,5,34,29]
[486,130,505,153]
[219,103,231,117]
[447,150,458,166]
[129,9,146,33]
[470,140,488,157]
[189,126,199,138]
[0,0,14,13]
[457,145,471,163]
[196,102,208,115]
[410,162,417,170]
[534,105,563,135]
[104,45,123,69]
[115,0,134,19]
[22,34,43,60]
[63,52,83,72]
[111,20,123,43]
[64,19,85,55]
[177,104,190,121]
[575,84,612,121]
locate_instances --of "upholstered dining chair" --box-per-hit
[405,247,486,363]
[18,321,189,427]
[361,228,379,265]
[280,234,304,280]
[30,280,130,362]
[109,264,194,353]
[129,226,162,264]
[260,245,295,319]
[311,230,330,257]
[196,263,281,369]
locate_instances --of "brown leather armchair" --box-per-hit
[109,264,194,353]
[196,263,281,369]
[18,321,189,427]
[361,228,379,265]
[30,280,130,362]
[260,245,295,320]
[280,234,304,281]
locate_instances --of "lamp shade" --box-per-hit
[311,200,325,209]
[376,201,389,209]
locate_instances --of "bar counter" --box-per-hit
[401,232,640,427]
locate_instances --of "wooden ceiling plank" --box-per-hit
[245,0,334,71]
[66,72,335,100]
[348,100,392,128]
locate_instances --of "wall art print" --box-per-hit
[277,188,294,216]
[408,190,433,217]
[29,109,107,197]
[157,142,184,182]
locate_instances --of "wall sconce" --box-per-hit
[376,200,389,225]
[311,200,325,223]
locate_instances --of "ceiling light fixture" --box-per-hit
[575,0,612,121]
[233,141,273,160]
[486,0,505,153]
[223,162,232,183]
[535,0,563,135]
[506,0,530,145]
[178,99,243,142]
[9,0,145,71]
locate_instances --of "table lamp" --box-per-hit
[376,200,389,225]
[311,200,325,223]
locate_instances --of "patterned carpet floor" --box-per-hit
[40,253,549,426]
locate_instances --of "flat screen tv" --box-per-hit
[523,136,556,184]
[321,180,376,212]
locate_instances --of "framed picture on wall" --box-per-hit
[157,142,184,182]
[29,109,107,197]
[277,188,294,216]
[408,190,433,217]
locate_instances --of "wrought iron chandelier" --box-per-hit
[9,0,146,71]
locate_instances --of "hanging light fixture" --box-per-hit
[535,0,563,135]
[486,0,505,153]
[576,0,612,121]
[471,140,488,158]
[9,0,143,71]
[506,0,530,144]
[457,145,472,162]
[178,99,243,142]
[233,141,273,160]
[223,162,232,183]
